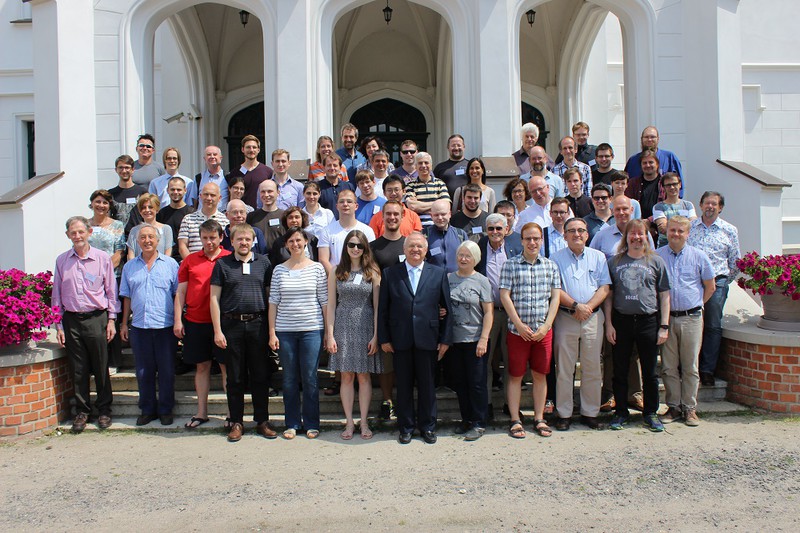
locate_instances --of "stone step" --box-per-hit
[59,399,753,433]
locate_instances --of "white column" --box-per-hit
[272,0,312,160]
[25,0,98,272]
[474,0,518,156]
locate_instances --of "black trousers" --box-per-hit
[223,316,271,424]
[394,348,437,434]
[612,312,660,417]
[446,341,488,426]
[62,311,112,416]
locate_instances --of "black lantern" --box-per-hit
[239,10,250,28]
[383,1,393,25]
[526,9,536,27]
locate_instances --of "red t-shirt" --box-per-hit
[177,248,232,323]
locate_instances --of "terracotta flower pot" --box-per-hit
[758,290,800,332]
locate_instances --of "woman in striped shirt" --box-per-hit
[268,227,329,439]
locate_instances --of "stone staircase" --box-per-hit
[83,346,737,429]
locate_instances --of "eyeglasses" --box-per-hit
[663,182,681,188]
[401,150,417,155]
[347,242,365,250]
[551,211,569,216]
[138,144,154,150]
[592,195,610,201]
[487,226,504,232]
[566,228,588,234]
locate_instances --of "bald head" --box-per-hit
[203,145,222,172]
[528,175,549,206]
[612,195,633,229]
[430,199,452,230]
[529,146,548,173]
[226,199,248,225]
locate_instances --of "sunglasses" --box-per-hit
[487,226,504,232]
[347,242,365,250]
[137,144,154,150]
[401,150,417,155]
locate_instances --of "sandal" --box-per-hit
[306,429,320,439]
[509,420,526,439]
[341,423,354,440]
[360,421,373,440]
[283,428,297,440]
[323,383,340,396]
[184,416,209,429]
[534,419,552,438]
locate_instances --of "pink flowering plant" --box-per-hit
[736,252,800,300]
[0,269,61,347]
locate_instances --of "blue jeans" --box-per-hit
[699,277,729,374]
[277,330,322,430]
[129,326,176,415]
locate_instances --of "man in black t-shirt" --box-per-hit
[156,176,195,262]
[451,183,488,242]
[369,200,406,421]
[432,134,468,198]
[109,154,147,232]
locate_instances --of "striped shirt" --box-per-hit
[269,262,328,332]
[552,160,593,197]
[403,176,450,225]
[178,210,229,253]
[499,253,561,334]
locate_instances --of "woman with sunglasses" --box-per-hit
[325,230,382,440]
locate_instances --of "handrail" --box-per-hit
[716,160,791,188]
[0,172,65,206]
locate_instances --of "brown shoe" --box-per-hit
[256,421,277,439]
[97,414,112,430]
[628,396,644,412]
[227,422,244,442]
[599,397,616,412]
[684,409,700,427]
[71,413,88,434]
[661,406,683,424]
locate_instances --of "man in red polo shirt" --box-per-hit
[174,219,232,429]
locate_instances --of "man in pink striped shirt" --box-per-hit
[53,216,119,433]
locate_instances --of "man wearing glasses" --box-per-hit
[591,143,619,187]
[394,140,419,183]
[584,184,614,243]
[132,134,166,187]
[550,218,611,431]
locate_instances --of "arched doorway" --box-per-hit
[522,102,549,151]
[225,102,266,171]
[350,98,428,166]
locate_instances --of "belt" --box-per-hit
[559,306,599,315]
[715,274,728,281]
[65,309,106,320]
[670,306,702,317]
[614,311,657,319]
[222,312,265,322]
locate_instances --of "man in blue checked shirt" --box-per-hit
[656,216,715,427]
[687,191,741,386]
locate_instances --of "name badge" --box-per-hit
[126,197,137,205]
[242,262,251,275]
[430,246,442,256]
[373,205,381,215]
[353,273,363,285]
[678,209,690,216]
[471,226,483,234]
[288,270,301,278]
[399,254,406,262]
[587,159,596,167]
[455,168,466,176]
[269,218,280,227]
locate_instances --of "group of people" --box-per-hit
[51,121,741,443]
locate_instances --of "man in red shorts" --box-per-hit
[499,222,560,438]
[174,219,231,429]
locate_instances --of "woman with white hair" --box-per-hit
[445,240,494,441]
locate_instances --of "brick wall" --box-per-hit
[722,339,800,414]
[0,357,72,438]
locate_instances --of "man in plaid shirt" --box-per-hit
[499,222,561,438]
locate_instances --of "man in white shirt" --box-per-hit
[194,145,229,211]
[318,189,376,272]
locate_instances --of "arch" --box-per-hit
[121,0,277,153]
[340,84,435,145]
[512,0,656,156]
[316,0,475,153]
[348,98,429,163]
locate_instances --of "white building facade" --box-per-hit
[0,0,795,272]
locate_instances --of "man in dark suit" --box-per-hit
[378,232,453,444]
[476,213,523,417]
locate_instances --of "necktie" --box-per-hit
[409,267,418,294]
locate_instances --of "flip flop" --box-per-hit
[360,422,373,440]
[184,416,209,429]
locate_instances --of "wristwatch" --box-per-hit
[659,324,669,331]
[571,301,578,310]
